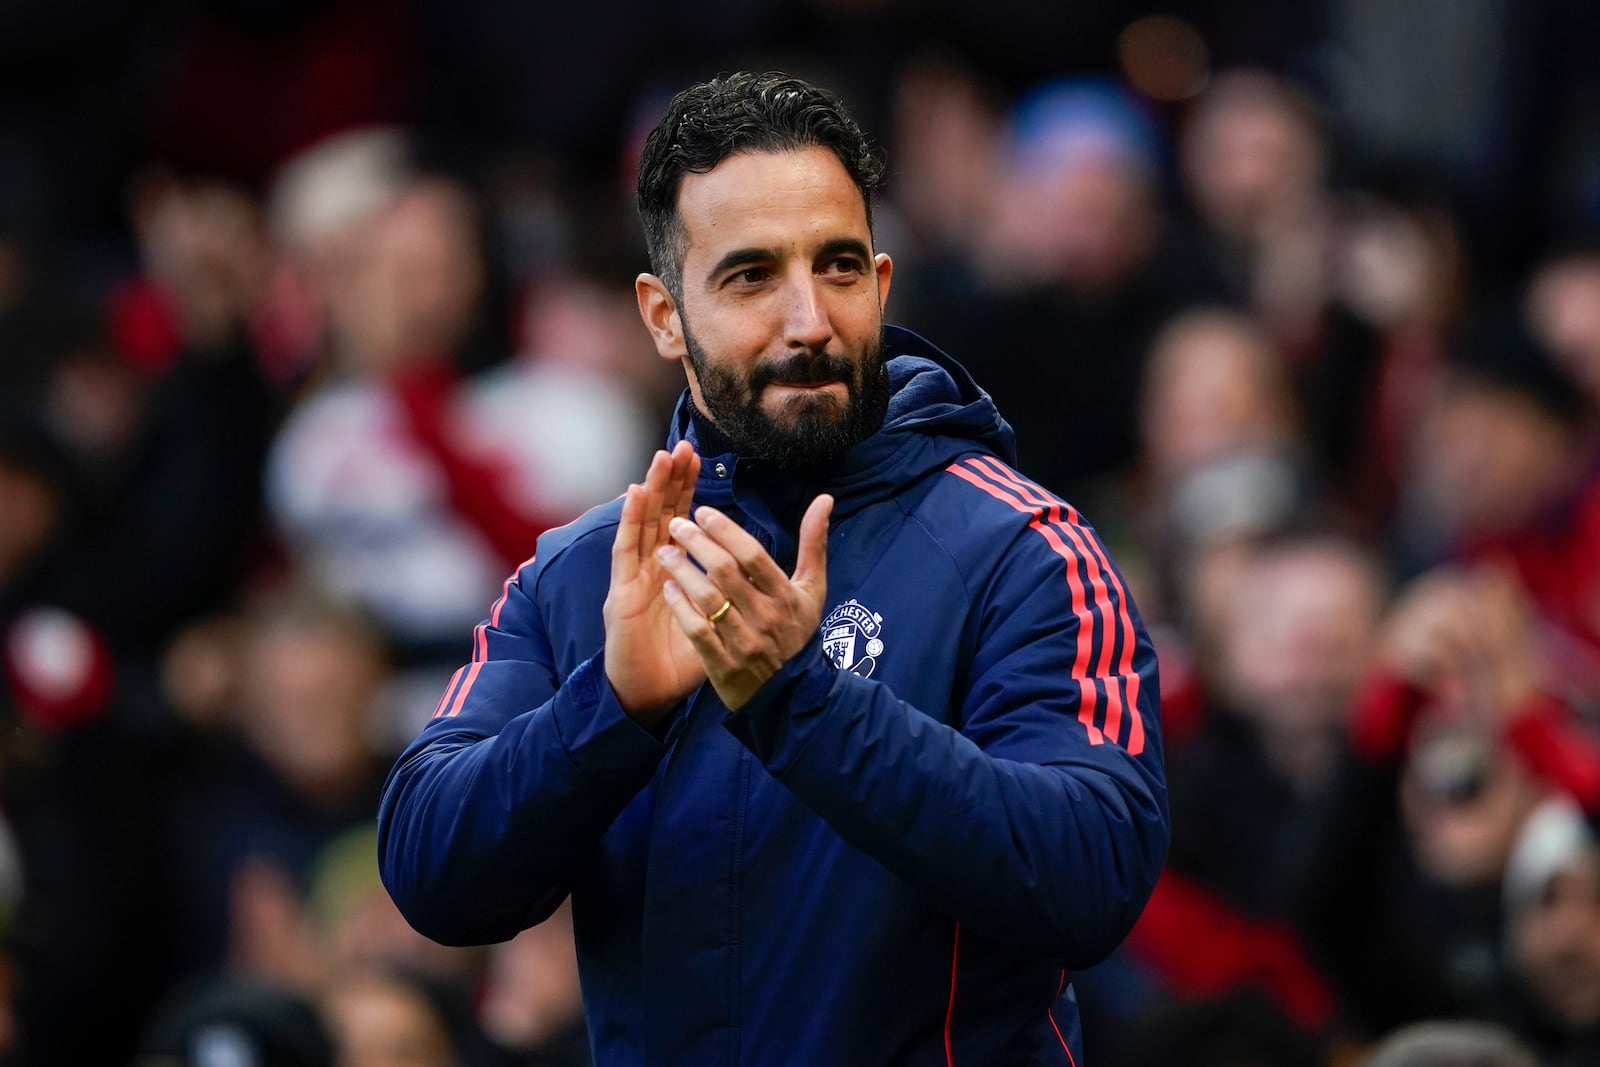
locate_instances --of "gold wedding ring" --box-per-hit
[707,599,733,624]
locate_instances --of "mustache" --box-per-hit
[750,352,858,390]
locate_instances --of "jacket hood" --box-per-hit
[667,325,1016,518]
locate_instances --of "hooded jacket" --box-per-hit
[378,326,1169,1065]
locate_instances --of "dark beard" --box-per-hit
[684,323,891,470]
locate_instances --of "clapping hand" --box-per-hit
[603,442,705,727]
[653,494,833,711]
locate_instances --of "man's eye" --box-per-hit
[824,258,865,276]
[734,268,770,284]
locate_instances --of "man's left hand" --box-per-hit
[655,495,833,710]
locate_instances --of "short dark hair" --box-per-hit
[635,71,885,299]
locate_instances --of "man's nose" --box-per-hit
[783,275,833,351]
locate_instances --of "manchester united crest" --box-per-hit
[821,598,885,677]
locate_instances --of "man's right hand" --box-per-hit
[603,442,706,728]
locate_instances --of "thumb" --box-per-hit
[792,493,833,600]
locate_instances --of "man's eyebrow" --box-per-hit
[707,247,777,283]
[816,237,872,263]
[705,238,873,284]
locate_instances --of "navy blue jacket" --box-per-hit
[378,327,1169,1065]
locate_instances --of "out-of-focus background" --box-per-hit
[3,1,1600,1065]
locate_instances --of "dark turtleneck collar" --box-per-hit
[683,395,825,535]
[685,395,740,459]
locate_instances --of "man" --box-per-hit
[379,72,1168,1065]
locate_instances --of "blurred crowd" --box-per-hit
[5,1,1600,1065]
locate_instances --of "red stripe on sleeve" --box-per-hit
[430,666,467,719]
[946,462,1105,745]
[1126,673,1146,755]
[445,661,484,718]
[1058,494,1145,757]
[473,557,534,662]
[487,554,533,632]
[969,457,1147,755]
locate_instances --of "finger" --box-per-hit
[656,543,731,618]
[668,512,769,603]
[654,443,698,548]
[671,442,700,519]
[637,451,671,555]
[611,484,644,584]
[663,579,731,665]
[792,493,833,598]
[653,443,695,554]
[656,449,686,546]
[680,506,788,595]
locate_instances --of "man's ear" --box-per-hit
[636,274,687,361]
[874,252,893,314]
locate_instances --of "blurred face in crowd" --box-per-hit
[0,460,57,584]
[1527,254,1600,407]
[1181,71,1325,240]
[1214,540,1384,786]
[239,618,384,800]
[1513,849,1600,1029]
[479,902,585,1052]
[323,972,455,1067]
[636,147,894,468]
[1139,310,1300,487]
[1402,725,1540,886]
[1410,376,1575,539]
[342,178,485,373]
[986,150,1156,295]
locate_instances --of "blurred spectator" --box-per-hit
[1298,567,1552,1038]
[138,976,335,1067]
[477,903,590,1067]
[267,166,640,659]
[1400,334,1584,562]
[467,272,655,523]
[264,127,413,384]
[1525,244,1600,413]
[1214,532,1386,797]
[1501,796,1600,1064]
[1360,1020,1538,1067]
[41,166,283,657]
[156,587,393,988]
[1118,531,1382,1042]
[304,827,478,992]
[321,969,467,1067]
[1093,988,1325,1067]
[120,167,270,363]
[1307,169,1473,528]
[1393,319,1600,696]
[1136,308,1308,549]
[881,56,1002,288]
[265,169,513,652]
[912,75,1226,506]
[1180,69,1332,356]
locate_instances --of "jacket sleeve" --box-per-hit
[723,517,1168,967]
[377,552,675,946]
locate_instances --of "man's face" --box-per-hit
[637,147,893,468]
